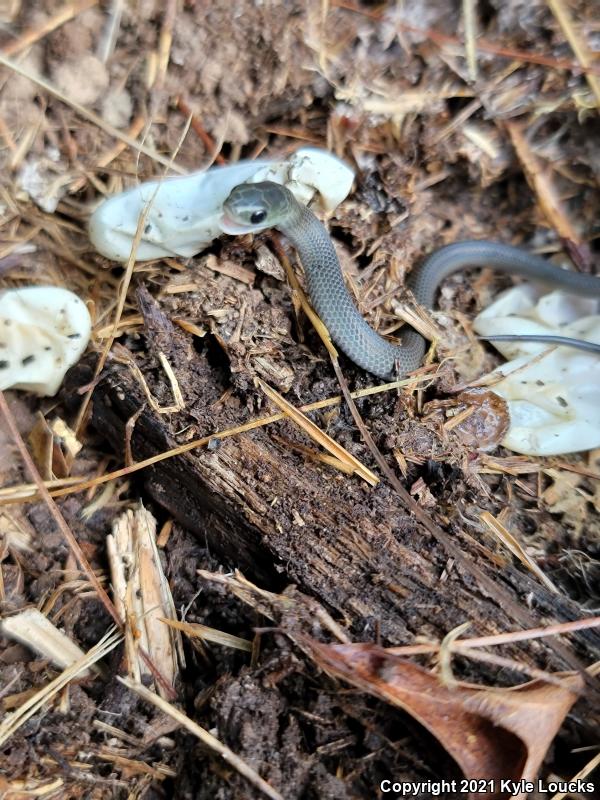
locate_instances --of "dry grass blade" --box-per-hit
[75,113,192,436]
[0,475,90,501]
[438,621,471,686]
[387,615,600,656]
[117,347,185,414]
[271,433,356,475]
[0,52,186,173]
[161,619,252,652]
[545,0,600,107]
[480,511,560,594]
[257,378,378,486]
[119,677,284,800]
[155,0,177,90]
[0,627,122,747]
[450,647,586,689]
[453,617,600,651]
[97,0,125,61]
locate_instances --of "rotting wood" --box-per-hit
[71,299,600,669]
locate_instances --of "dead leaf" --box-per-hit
[306,640,583,800]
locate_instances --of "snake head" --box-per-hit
[221,181,294,234]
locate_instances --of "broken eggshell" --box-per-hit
[0,286,91,396]
[473,285,600,456]
[89,147,355,262]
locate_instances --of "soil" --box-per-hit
[0,1,599,799]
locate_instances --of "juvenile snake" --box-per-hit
[222,181,600,379]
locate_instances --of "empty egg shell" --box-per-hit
[88,147,355,262]
[474,286,600,456]
[0,286,91,396]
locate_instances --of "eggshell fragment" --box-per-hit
[474,286,600,456]
[89,147,354,262]
[0,286,91,396]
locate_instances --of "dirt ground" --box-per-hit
[0,1,599,799]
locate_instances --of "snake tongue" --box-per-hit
[219,214,258,235]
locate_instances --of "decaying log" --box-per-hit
[75,287,600,671]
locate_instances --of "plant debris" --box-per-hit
[0,1,599,797]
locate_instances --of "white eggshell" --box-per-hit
[89,147,355,263]
[0,286,91,396]
[474,289,600,456]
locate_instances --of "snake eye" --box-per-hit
[250,209,267,225]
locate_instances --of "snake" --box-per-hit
[221,181,600,379]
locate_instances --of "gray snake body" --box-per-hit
[222,182,600,379]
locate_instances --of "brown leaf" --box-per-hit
[306,640,583,800]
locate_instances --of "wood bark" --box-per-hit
[77,364,599,668]
[76,286,600,672]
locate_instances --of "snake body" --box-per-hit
[222,181,600,379]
